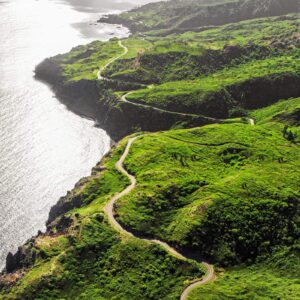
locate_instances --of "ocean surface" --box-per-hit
[0,0,150,269]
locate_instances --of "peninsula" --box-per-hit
[1,0,299,299]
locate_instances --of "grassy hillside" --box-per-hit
[118,15,300,116]
[99,0,300,33]
[0,141,203,299]
[1,98,298,298]
[114,99,300,265]
[251,97,300,125]
[187,242,300,299]
[52,14,300,118]
[2,0,299,299]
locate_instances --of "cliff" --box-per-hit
[35,58,216,141]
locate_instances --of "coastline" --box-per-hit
[6,0,300,272]
[1,1,300,298]
[34,56,216,141]
[0,3,131,274]
[2,2,216,274]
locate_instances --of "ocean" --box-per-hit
[0,0,147,269]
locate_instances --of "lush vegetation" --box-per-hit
[126,51,300,114]
[0,141,203,299]
[54,14,300,118]
[251,97,300,125]
[58,39,126,82]
[2,1,300,299]
[3,98,297,298]
[115,100,300,266]
[187,242,300,300]
[100,0,300,33]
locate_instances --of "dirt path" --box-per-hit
[103,137,215,300]
[98,42,258,126]
[97,40,128,80]
[249,118,255,126]
[180,262,215,300]
[97,42,217,121]
[121,91,219,120]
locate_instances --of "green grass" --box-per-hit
[187,243,300,300]
[106,0,239,31]
[178,15,300,49]
[0,140,203,300]
[4,5,300,299]
[114,110,300,265]
[126,50,300,113]
[58,39,125,81]
[102,0,293,34]
[53,14,300,119]
[2,112,298,297]
[122,38,153,59]
[251,97,300,125]
[56,14,300,81]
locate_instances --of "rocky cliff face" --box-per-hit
[35,58,214,141]
[228,72,300,109]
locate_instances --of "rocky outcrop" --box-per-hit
[47,178,89,225]
[5,239,37,273]
[36,60,101,120]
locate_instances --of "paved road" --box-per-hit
[103,137,215,300]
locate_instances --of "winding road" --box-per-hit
[98,40,219,122]
[100,41,256,300]
[103,137,215,300]
[97,40,128,80]
[120,91,219,121]
[98,41,256,126]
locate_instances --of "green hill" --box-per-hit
[187,242,300,299]
[1,0,300,299]
[99,0,300,33]
[47,14,300,118]
[1,98,299,299]
[114,99,300,265]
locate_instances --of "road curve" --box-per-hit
[121,91,220,121]
[97,41,219,121]
[103,137,215,300]
[180,262,215,300]
[98,42,256,125]
[97,40,128,80]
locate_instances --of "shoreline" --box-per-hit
[2,2,215,273]
[34,55,215,141]
[0,2,131,273]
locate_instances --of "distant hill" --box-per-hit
[99,0,300,32]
